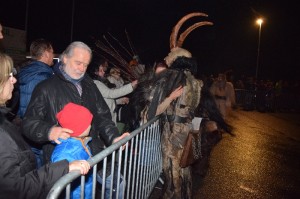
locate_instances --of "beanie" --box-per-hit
[56,103,93,137]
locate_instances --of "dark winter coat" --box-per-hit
[0,107,69,199]
[18,61,53,118]
[22,64,120,163]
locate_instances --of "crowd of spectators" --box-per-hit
[232,75,300,113]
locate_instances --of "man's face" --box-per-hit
[96,66,106,78]
[63,47,91,79]
[45,47,54,66]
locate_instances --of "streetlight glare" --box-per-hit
[256,19,263,25]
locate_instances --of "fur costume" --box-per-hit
[161,65,202,199]
[124,67,186,130]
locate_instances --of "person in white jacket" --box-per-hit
[91,59,138,125]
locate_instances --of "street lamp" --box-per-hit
[255,18,263,79]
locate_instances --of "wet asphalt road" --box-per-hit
[192,109,300,199]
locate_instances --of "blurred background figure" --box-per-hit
[210,73,236,119]
[107,67,124,88]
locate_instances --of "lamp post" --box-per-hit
[255,18,263,79]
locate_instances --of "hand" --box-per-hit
[121,97,129,104]
[69,160,90,175]
[169,85,183,100]
[131,80,138,88]
[49,126,73,144]
[113,132,130,150]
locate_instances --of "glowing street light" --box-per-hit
[255,18,263,79]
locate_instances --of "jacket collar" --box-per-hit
[0,106,10,125]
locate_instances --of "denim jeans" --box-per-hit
[97,173,125,199]
[140,139,160,166]
[31,147,43,169]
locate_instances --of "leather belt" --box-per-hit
[215,95,226,100]
[167,115,188,123]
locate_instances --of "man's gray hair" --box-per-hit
[61,41,92,61]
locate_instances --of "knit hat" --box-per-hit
[56,103,93,137]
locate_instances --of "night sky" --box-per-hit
[0,0,299,80]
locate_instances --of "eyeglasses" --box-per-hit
[8,68,17,79]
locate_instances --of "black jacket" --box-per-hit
[0,107,69,199]
[22,65,119,163]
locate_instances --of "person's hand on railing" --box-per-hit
[69,160,90,175]
[113,132,130,150]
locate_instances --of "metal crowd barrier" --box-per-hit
[47,116,162,199]
[234,88,276,112]
[235,89,250,106]
[234,88,257,110]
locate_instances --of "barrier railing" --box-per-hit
[47,116,162,199]
[235,89,277,112]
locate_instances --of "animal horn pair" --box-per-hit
[170,12,213,49]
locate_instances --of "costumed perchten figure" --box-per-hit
[124,12,233,199]
[161,12,214,199]
[125,12,213,199]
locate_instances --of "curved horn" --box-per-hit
[170,12,208,49]
[177,21,213,47]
